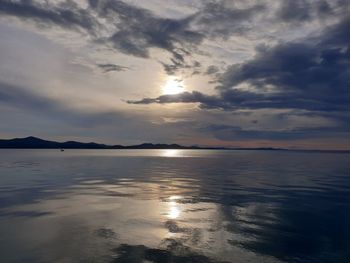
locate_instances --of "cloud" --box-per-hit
[129,16,350,113]
[127,91,218,106]
[202,124,347,141]
[0,81,208,145]
[1,0,348,78]
[0,0,271,77]
[192,1,266,39]
[0,0,98,34]
[0,81,59,111]
[97,63,129,73]
[88,0,204,74]
[216,17,350,111]
[0,81,128,127]
[1,0,350,147]
[206,65,220,75]
[277,0,349,23]
[277,0,311,23]
[0,0,207,74]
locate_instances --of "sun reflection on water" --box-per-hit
[161,149,183,157]
[167,195,182,219]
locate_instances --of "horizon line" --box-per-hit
[0,136,349,153]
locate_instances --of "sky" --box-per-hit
[0,0,349,149]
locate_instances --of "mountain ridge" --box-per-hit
[0,136,349,152]
[0,136,281,150]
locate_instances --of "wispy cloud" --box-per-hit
[97,64,129,73]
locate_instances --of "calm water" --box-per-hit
[0,149,350,263]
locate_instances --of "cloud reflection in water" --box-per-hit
[1,150,350,262]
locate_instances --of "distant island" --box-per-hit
[0,136,349,152]
[0,136,286,151]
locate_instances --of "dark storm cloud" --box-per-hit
[130,16,350,113]
[97,64,129,73]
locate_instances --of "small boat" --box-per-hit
[60,149,64,152]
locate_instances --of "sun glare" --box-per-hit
[161,149,182,157]
[162,77,185,95]
[167,196,182,219]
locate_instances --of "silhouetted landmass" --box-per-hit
[0,136,349,152]
[0,136,281,150]
[0,136,119,149]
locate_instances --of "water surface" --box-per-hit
[0,149,350,262]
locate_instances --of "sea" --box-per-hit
[0,149,349,263]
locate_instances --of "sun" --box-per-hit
[162,77,185,95]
